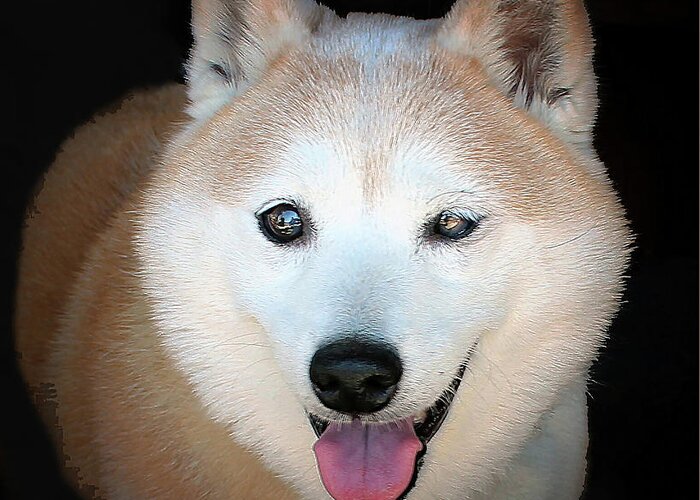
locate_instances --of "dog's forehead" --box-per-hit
[227,53,490,190]
[310,13,439,60]
[200,15,576,216]
[212,14,491,137]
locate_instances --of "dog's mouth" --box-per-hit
[308,362,467,500]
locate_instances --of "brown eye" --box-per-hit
[434,210,479,240]
[259,203,304,243]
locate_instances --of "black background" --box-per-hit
[3,1,698,498]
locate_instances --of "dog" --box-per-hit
[15,0,631,498]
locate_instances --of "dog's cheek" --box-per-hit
[226,252,337,402]
[389,238,518,405]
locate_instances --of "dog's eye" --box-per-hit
[434,210,479,240]
[259,203,304,243]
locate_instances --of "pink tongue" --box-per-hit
[313,418,423,500]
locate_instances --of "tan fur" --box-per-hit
[16,85,187,389]
[16,86,294,498]
[16,1,631,498]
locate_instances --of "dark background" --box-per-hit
[3,0,698,498]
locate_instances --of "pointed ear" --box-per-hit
[186,0,326,120]
[437,0,598,151]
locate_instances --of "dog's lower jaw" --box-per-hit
[410,381,590,500]
[305,380,588,500]
[490,382,589,500]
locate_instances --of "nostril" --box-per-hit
[312,379,336,399]
[322,377,339,392]
[313,372,339,392]
[364,374,395,392]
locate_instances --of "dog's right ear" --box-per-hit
[186,0,326,120]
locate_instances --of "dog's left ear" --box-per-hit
[437,0,597,151]
[186,0,327,120]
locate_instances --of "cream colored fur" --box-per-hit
[15,1,631,498]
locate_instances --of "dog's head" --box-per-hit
[137,1,631,498]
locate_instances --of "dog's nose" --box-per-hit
[310,341,402,414]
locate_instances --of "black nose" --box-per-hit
[310,341,402,414]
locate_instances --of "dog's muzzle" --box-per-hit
[307,339,472,500]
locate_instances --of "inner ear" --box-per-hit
[498,0,566,106]
[209,62,232,82]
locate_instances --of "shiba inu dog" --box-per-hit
[15,0,631,498]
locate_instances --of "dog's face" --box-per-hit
[138,2,630,498]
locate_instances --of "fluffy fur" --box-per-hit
[15,1,631,498]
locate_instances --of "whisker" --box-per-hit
[543,226,595,250]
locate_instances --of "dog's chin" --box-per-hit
[306,362,468,500]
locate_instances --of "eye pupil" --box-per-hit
[434,210,479,240]
[260,203,304,243]
[270,209,301,235]
[440,214,461,231]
